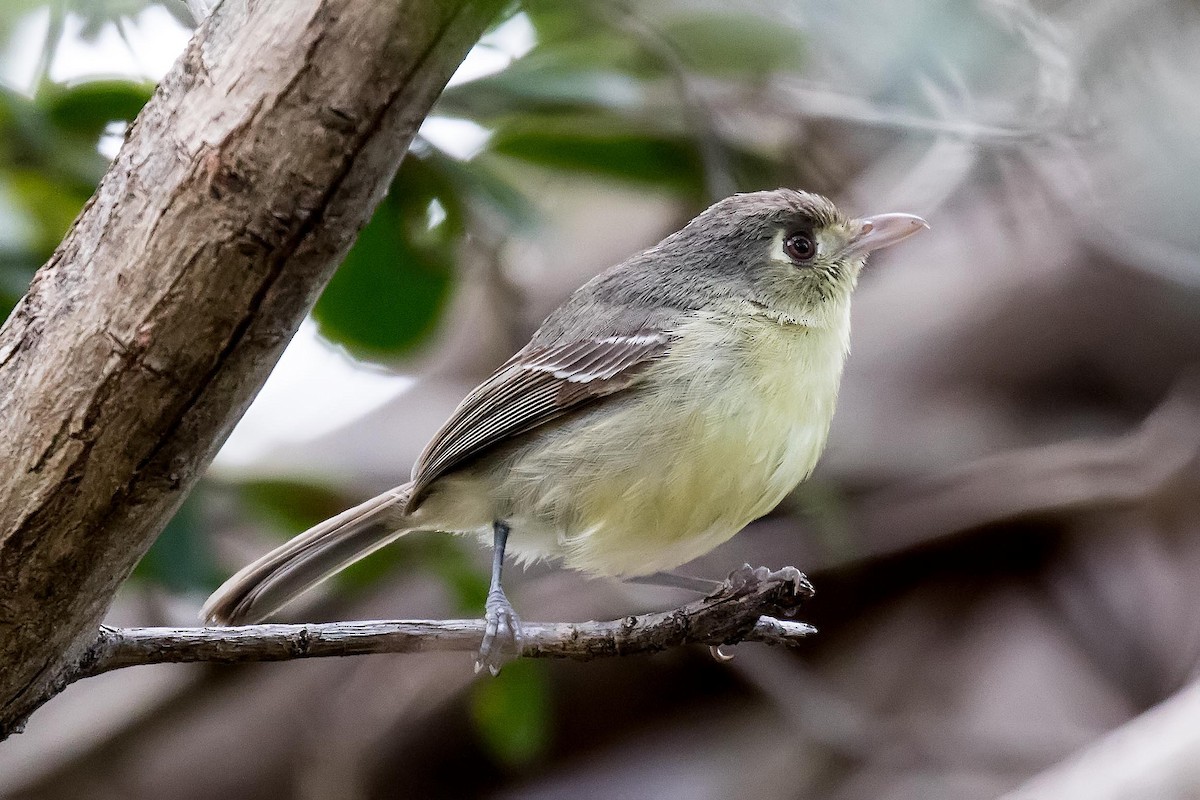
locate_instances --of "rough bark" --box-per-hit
[0,0,504,737]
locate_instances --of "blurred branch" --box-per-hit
[1001,679,1200,800]
[852,377,1200,560]
[32,5,65,89]
[597,1,737,200]
[704,78,1078,147]
[80,565,815,675]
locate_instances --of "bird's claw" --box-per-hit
[709,644,736,663]
[722,564,814,599]
[476,589,523,676]
[764,565,814,598]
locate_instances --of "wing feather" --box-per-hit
[407,330,671,508]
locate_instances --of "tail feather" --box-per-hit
[201,483,413,625]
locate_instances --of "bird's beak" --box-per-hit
[847,213,929,256]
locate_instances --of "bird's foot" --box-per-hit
[697,566,815,662]
[719,564,815,604]
[476,588,523,676]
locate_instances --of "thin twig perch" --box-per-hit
[77,565,815,678]
[3,566,812,737]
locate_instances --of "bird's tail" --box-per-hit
[201,483,414,625]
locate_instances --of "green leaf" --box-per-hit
[333,539,408,590]
[415,535,490,612]
[42,78,154,139]
[471,659,553,766]
[0,251,37,318]
[238,478,490,600]
[489,118,706,198]
[512,1,669,78]
[336,533,489,607]
[240,478,406,590]
[2,82,116,190]
[7,169,91,252]
[440,65,647,119]
[313,155,460,358]
[521,0,583,42]
[661,12,806,76]
[132,490,222,592]
[239,478,348,534]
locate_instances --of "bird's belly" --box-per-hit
[496,320,845,576]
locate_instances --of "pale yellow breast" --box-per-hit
[497,304,853,577]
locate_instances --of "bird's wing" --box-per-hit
[408,329,671,508]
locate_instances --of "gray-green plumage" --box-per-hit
[202,189,927,671]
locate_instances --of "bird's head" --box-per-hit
[664,188,928,327]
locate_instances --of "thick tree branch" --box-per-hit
[77,565,815,676]
[0,0,505,738]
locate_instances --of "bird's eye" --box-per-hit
[783,231,817,263]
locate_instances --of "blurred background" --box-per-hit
[2,0,1199,797]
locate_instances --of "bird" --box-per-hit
[202,188,928,673]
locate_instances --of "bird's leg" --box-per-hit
[476,520,522,675]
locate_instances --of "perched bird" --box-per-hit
[202,189,927,672]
